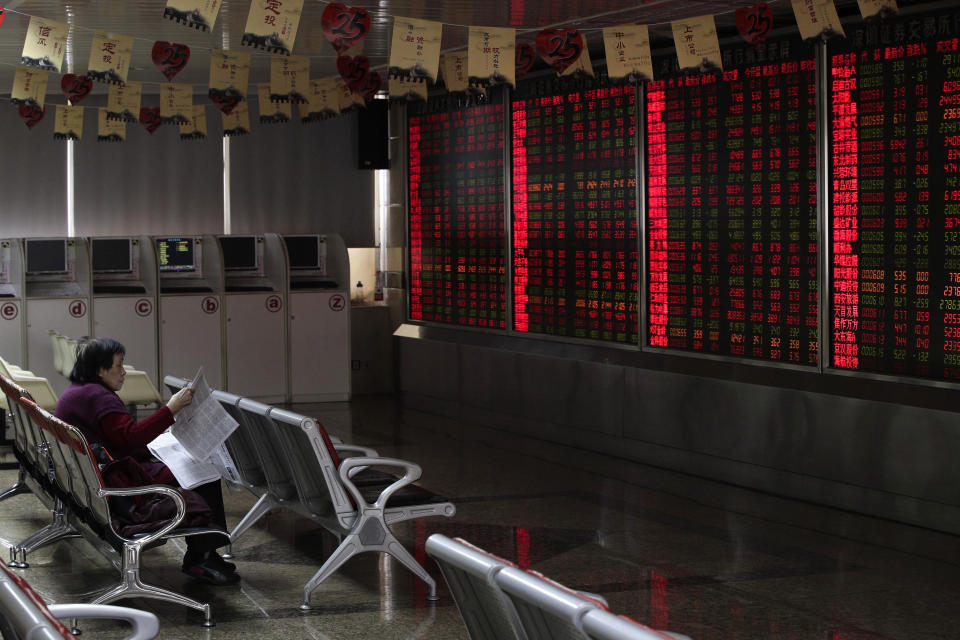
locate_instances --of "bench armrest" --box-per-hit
[333,445,381,478]
[47,604,160,640]
[98,484,186,547]
[338,457,422,509]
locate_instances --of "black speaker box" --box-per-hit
[357,99,390,170]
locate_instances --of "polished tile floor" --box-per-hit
[1,396,959,639]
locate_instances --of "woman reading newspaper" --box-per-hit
[54,337,240,586]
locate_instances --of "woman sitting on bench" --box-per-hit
[54,337,240,586]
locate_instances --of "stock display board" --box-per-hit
[408,98,506,328]
[830,6,960,380]
[647,38,819,364]
[511,82,639,343]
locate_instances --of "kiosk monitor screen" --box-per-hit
[220,236,259,271]
[26,239,67,275]
[284,235,320,270]
[92,238,132,274]
[156,237,195,272]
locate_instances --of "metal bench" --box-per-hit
[10,395,228,627]
[0,560,159,640]
[165,375,456,608]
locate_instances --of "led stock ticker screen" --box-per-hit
[830,8,960,381]
[408,100,506,328]
[511,84,639,343]
[647,38,819,365]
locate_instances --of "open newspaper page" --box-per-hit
[147,431,220,489]
[170,368,238,461]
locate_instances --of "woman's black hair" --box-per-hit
[69,337,126,385]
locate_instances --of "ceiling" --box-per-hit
[0,0,895,102]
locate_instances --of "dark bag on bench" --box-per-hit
[101,456,212,537]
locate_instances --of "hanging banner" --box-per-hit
[258,83,292,122]
[61,74,93,105]
[180,105,208,139]
[53,105,83,141]
[21,16,68,72]
[535,28,585,75]
[791,0,844,40]
[18,105,46,130]
[320,3,371,54]
[440,51,469,92]
[389,16,442,82]
[335,77,365,110]
[735,3,774,49]
[467,26,515,87]
[160,82,192,124]
[163,0,222,32]
[303,77,340,121]
[241,0,304,55]
[561,32,594,77]
[152,41,191,81]
[106,80,142,122]
[98,108,126,142]
[87,31,134,84]
[140,107,161,134]
[857,0,897,18]
[11,65,48,108]
[671,14,723,71]
[209,49,250,114]
[602,24,653,82]
[388,74,427,100]
[269,54,309,102]
[222,101,250,136]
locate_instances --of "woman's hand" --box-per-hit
[166,387,195,415]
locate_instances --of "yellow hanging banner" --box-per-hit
[857,0,897,18]
[163,0,222,31]
[335,77,365,110]
[603,24,653,82]
[21,16,69,72]
[98,108,126,142]
[180,105,208,139]
[258,83,292,122]
[222,101,250,136]
[209,49,250,113]
[11,65,49,108]
[561,32,594,77]
[467,27,515,86]
[388,74,428,100]
[791,0,845,40]
[241,0,304,55]
[389,16,442,82]
[303,77,340,121]
[269,54,310,103]
[107,80,142,122]
[440,52,469,92]
[54,105,84,141]
[88,31,134,84]
[672,15,723,72]
[160,83,193,124]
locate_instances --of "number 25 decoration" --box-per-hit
[321,3,371,54]
[735,3,773,49]
[536,28,584,75]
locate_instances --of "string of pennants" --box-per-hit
[3,0,898,141]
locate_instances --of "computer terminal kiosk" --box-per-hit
[219,233,287,402]
[23,238,92,394]
[283,233,350,401]
[0,239,26,366]
[155,235,225,392]
[89,236,159,386]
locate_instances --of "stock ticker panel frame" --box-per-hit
[404,1,960,390]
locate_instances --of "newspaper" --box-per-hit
[145,368,240,489]
[170,368,238,461]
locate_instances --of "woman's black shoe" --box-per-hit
[182,557,241,585]
[205,551,236,573]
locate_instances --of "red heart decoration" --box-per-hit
[61,74,93,104]
[321,3,371,55]
[337,55,371,93]
[0,8,6,28]
[357,70,381,102]
[18,104,45,129]
[139,107,161,134]
[515,43,536,81]
[208,89,242,114]
[735,3,774,49]
[151,41,191,81]
[535,28,584,74]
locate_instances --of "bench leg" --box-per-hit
[229,493,277,543]
[0,470,30,502]
[11,504,78,568]
[299,517,438,609]
[93,545,215,627]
